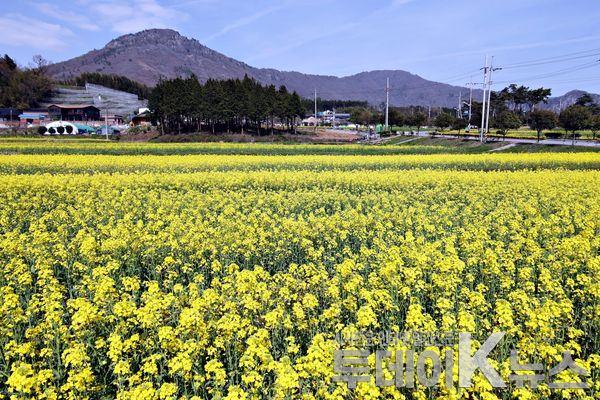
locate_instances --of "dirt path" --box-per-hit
[489,143,517,152]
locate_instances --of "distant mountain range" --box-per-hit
[540,90,600,111]
[47,29,597,108]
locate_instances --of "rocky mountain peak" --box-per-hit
[48,29,485,106]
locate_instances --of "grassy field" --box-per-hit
[385,137,600,153]
[434,128,599,141]
[2,136,599,156]
[383,136,506,151]
[0,137,467,156]
[0,140,598,399]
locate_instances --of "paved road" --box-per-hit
[325,128,600,148]
[370,137,420,145]
[397,131,600,148]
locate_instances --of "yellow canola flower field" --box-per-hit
[1,152,600,174]
[0,147,598,399]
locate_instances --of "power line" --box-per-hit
[501,47,600,69]
[310,46,600,102]
[465,78,477,125]
[431,69,483,83]
[534,76,600,84]
[501,52,600,70]
[493,60,600,85]
[314,77,480,97]
[312,69,484,98]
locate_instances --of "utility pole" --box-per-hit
[457,91,462,119]
[314,89,317,132]
[480,56,489,143]
[385,77,390,131]
[99,95,108,140]
[484,58,501,137]
[466,78,473,127]
[428,105,431,121]
[484,57,493,136]
[314,89,317,119]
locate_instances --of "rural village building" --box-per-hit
[130,110,153,126]
[0,108,20,122]
[105,114,124,125]
[48,104,101,121]
[19,111,49,125]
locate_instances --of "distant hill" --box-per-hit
[47,29,483,107]
[47,29,598,109]
[540,90,600,112]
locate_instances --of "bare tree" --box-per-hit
[30,55,50,75]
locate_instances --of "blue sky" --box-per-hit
[2,0,600,95]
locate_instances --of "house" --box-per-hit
[106,114,124,125]
[320,110,351,125]
[130,110,153,126]
[0,108,20,122]
[47,104,101,121]
[19,111,49,126]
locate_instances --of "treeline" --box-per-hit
[0,54,53,109]
[497,84,552,113]
[475,85,552,123]
[471,86,600,140]
[302,98,369,113]
[344,85,600,141]
[148,75,305,134]
[555,95,600,139]
[348,105,432,129]
[60,72,151,99]
[432,91,600,141]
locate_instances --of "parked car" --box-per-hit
[95,125,121,135]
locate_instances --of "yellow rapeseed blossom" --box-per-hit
[0,142,597,398]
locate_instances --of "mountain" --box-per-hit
[48,29,482,107]
[48,29,598,109]
[541,90,600,112]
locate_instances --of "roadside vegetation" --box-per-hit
[0,55,53,109]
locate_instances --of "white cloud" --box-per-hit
[89,0,186,34]
[52,0,185,34]
[247,21,361,63]
[246,0,411,62]
[34,2,100,31]
[392,34,600,66]
[170,0,221,6]
[0,14,73,50]
[392,0,415,6]
[203,3,287,42]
